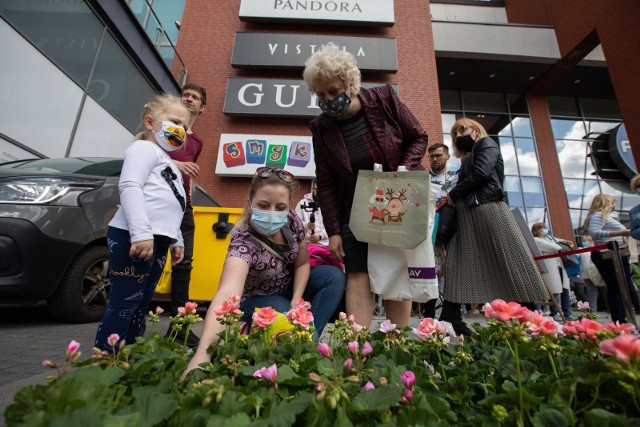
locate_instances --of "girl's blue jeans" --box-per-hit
[95,226,171,351]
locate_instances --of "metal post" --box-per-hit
[608,241,638,327]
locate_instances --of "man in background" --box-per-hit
[167,83,207,346]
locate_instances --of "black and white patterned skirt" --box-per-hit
[444,200,548,304]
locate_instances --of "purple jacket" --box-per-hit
[309,84,428,237]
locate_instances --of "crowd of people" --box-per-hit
[91,43,640,377]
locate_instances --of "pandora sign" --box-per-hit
[239,0,395,26]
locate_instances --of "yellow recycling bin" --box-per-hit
[155,206,243,303]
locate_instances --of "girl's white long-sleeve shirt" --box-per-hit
[109,140,185,246]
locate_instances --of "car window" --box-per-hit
[0,158,123,177]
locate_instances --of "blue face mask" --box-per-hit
[250,208,289,236]
[581,241,590,248]
[541,228,549,236]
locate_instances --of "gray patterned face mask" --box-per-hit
[318,91,351,117]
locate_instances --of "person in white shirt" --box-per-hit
[95,94,188,352]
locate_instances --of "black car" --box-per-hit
[0,157,122,322]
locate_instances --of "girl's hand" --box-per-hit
[171,246,184,265]
[130,240,154,261]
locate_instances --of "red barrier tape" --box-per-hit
[533,244,608,261]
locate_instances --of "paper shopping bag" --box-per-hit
[368,181,439,302]
[349,166,431,249]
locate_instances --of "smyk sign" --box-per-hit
[215,134,316,179]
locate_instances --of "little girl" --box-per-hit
[95,94,189,351]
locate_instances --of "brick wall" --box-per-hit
[175,0,441,208]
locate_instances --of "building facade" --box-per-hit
[1,0,639,241]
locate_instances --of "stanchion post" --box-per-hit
[607,240,638,328]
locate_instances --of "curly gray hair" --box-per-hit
[303,43,361,95]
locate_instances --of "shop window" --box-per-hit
[504,176,523,206]
[499,138,519,175]
[439,90,462,111]
[555,139,588,178]
[1,0,104,88]
[547,96,580,117]
[510,116,533,137]
[88,32,156,133]
[521,177,545,207]
[514,138,539,176]
[462,91,507,113]
[581,98,621,120]
[550,118,586,140]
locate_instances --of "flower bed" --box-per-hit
[5,299,640,426]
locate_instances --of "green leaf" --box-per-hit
[531,408,571,427]
[222,412,253,427]
[583,408,637,426]
[49,408,105,427]
[69,365,126,387]
[351,385,402,413]
[122,387,177,427]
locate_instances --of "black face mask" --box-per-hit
[456,134,475,152]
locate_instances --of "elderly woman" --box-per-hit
[584,194,640,322]
[442,118,548,335]
[302,43,428,329]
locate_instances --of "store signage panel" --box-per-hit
[223,78,394,118]
[610,124,637,178]
[239,0,395,26]
[216,134,316,179]
[231,33,397,72]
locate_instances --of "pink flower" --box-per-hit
[107,333,120,348]
[603,321,637,335]
[347,314,356,324]
[562,318,604,340]
[577,301,590,311]
[317,343,332,358]
[338,312,347,321]
[400,371,416,388]
[343,358,353,370]
[286,305,314,330]
[362,341,373,356]
[67,340,80,356]
[253,364,278,387]
[416,318,454,339]
[352,323,364,334]
[402,388,414,403]
[363,381,375,391]
[42,359,56,369]
[599,335,640,364]
[347,341,359,355]
[214,295,241,318]
[482,299,529,322]
[522,309,545,326]
[252,307,278,328]
[529,319,562,337]
[379,319,397,333]
[295,298,311,310]
[178,301,198,316]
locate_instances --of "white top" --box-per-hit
[109,140,185,246]
[295,193,329,246]
[587,211,626,246]
[534,236,568,293]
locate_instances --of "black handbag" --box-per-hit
[436,204,457,245]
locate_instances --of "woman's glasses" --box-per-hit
[254,166,295,183]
